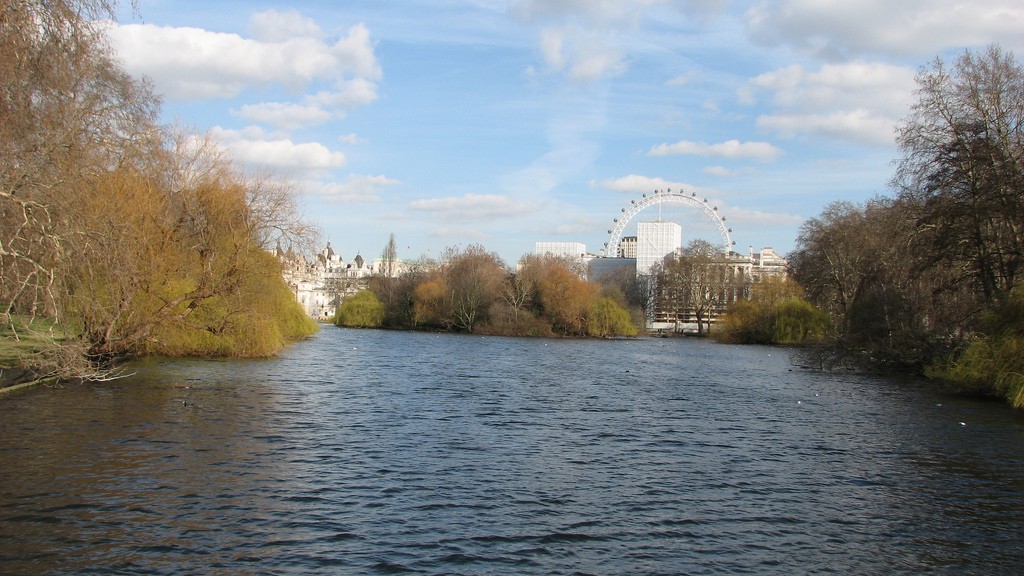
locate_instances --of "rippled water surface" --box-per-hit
[2,328,1024,575]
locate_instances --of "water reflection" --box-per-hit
[1,329,1023,575]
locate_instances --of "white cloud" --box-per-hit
[745,0,1024,59]
[233,77,379,131]
[509,0,661,27]
[211,127,346,173]
[306,77,380,110]
[109,20,380,101]
[410,194,539,221]
[666,72,695,86]
[249,10,322,42]
[536,26,627,81]
[305,174,399,203]
[744,61,914,115]
[703,166,738,177]
[540,28,566,70]
[235,103,333,131]
[597,175,719,198]
[725,206,805,227]
[648,139,783,161]
[741,61,916,147]
[511,0,666,82]
[757,109,898,147]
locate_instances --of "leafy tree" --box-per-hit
[788,197,942,368]
[368,258,432,329]
[935,288,1024,407]
[750,275,803,306]
[412,276,450,329]
[58,134,314,361]
[0,1,318,376]
[334,290,385,328]
[772,300,831,345]
[528,257,596,336]
[788,201,875,329]
[2,0,157,333]
[714,276,830,346]
[587,297,637,338]
[787,46,1024,381]
[715,300,773,344]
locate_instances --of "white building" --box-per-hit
[749,246,787,279]
[534,241,587,259]
[533,241,595,278]
[636,222,681,275]
[277,242,399,321]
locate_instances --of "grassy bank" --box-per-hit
[1,316,70,388]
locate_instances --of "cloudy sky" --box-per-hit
[108,0,1023,264]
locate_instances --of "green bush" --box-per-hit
[587,297,638,338]
[943,337,1024,408]
[334,290,386,328]
[773,299,831,345]
[935,288,1024,407]
[715,298,830,345]
[715,300,773,344]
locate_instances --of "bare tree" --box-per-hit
[380,233,398,277]
[894,45,1024,307]
[501,270,533,323]
[657,240,729,335]
[442,245,506,332]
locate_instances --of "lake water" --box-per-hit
[2,328,1024,575]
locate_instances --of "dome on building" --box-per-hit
[354,254,364,268]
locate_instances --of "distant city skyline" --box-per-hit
[109,1,1023,264]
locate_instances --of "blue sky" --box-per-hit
[108,0,1024,264]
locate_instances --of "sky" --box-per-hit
[107,0,1024,265]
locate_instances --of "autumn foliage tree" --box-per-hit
[1,1,317,377]
[2,0,156,329]
[367,251,637,337]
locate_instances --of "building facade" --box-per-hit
[534,241,588,259]
[636,221,682,275]
[277,242,406,321]
[650,247,789,333]
[617,236,637,259]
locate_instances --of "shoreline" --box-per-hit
[0,370,57,397]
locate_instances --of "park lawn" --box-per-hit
[0,316,71,369]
